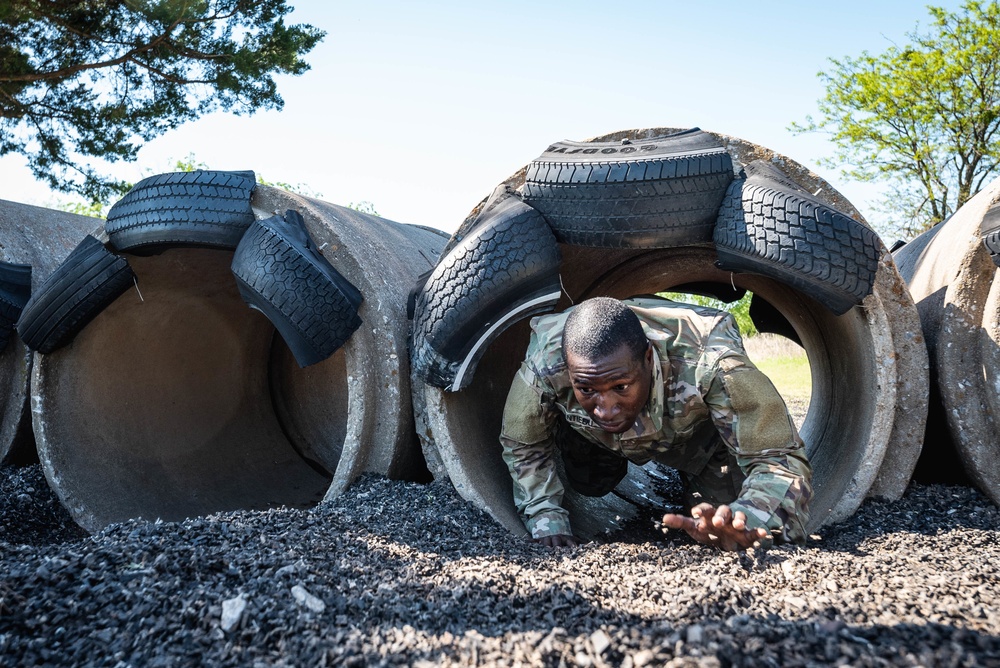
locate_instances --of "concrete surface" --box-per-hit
[0,201,104,463]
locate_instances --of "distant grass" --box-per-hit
[744,334,811,403]
[754,354,812,402]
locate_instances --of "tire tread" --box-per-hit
[16,236,135,354]
[713,162,881,315]
[107,170,256,252]
[231,213,363,367]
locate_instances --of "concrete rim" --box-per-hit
[0,200,105,464]
[936,181,1000,503]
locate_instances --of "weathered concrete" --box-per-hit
[32,186,446,532]
[414,127,928,540]
[895,179,1000,504]
[0,201,105,463]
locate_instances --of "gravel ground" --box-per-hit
[1,462,998,667]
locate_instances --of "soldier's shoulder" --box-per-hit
[525,310,571,376]
[624,296,734,343]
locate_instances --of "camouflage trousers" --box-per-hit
[556,419,746,509]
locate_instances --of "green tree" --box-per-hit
[791,1,1000,237]
[0,1,323,202]
[347,200,379,217]
[658,291,758,338]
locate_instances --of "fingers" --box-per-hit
[712,504,733,528]
[663,504,772,551]
[535,534,579,548]
[690,503,716,520]
[662,512,697,532]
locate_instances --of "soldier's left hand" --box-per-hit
[662,503,769,551]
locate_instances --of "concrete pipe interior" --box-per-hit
[34,248,338,531]
[426,244,881,539]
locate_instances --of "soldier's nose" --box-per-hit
[593,397,618,420]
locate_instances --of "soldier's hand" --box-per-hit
[662,503,769,551]
[534,534,579,548]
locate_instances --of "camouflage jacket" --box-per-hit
[499,296,813,543]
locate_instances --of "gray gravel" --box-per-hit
[1,463,998,667]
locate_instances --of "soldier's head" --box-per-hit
[562,297,653,434]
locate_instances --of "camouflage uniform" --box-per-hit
[500,296,813,543]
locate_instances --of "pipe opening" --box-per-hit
[660,287,812,432]
[423,244,885,538]
[35,248,343,531]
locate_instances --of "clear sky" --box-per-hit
[0,1,968,236]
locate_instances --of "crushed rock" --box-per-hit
[0,463,998,666]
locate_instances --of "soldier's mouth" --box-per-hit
[596,419,626,433]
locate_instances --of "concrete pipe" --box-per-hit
[894,178,1000,504]
[414,127,928,540]
[0,200,104,463]
[32,186,446,532]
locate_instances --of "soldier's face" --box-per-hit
[566,343,654,434]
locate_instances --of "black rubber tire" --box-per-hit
[440,184,522,257]
[981,200,1000,267]
[411,197,561,391]
[520,128,734,248]
[713,161,882,316]
[231,210,363,368]
[16,236,135,354]
[106,170,256,254]
[0,261,31,352]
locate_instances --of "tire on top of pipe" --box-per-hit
[410,194,561,391]
[16,236,136,354]
[521,128,734,248]
[0,262,31,353]
[31,185,446,532]
[714,160,882,315]
[105,170,257,254]
[0,200,106,464]
[232,209,363,368]
[896,179,1000,504]
[412,127,927,539]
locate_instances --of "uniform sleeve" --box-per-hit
[704,351,814,544]
[499,362,572,539]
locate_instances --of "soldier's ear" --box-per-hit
[644,343,653,366]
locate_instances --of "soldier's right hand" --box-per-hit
[534,534,579,548]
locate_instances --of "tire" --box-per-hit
[408,185,521,319]
[411,197,561,391]
[16,236,135,354]
[981,199,1000,267]
[440,184,521,257]
[231,210,363,368]
[713,160,882,316]
[106,170,257,254]
[520,128,734,248]
[0,261,31,353]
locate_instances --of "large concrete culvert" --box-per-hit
[0,201,105,464]
[32,186,446,532]
[894,177,1000,505]
[414,128,928,540]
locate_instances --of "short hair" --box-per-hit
[562,297,648,365]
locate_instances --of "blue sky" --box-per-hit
[0,1,968,235]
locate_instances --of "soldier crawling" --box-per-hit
[500,295,812,550]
